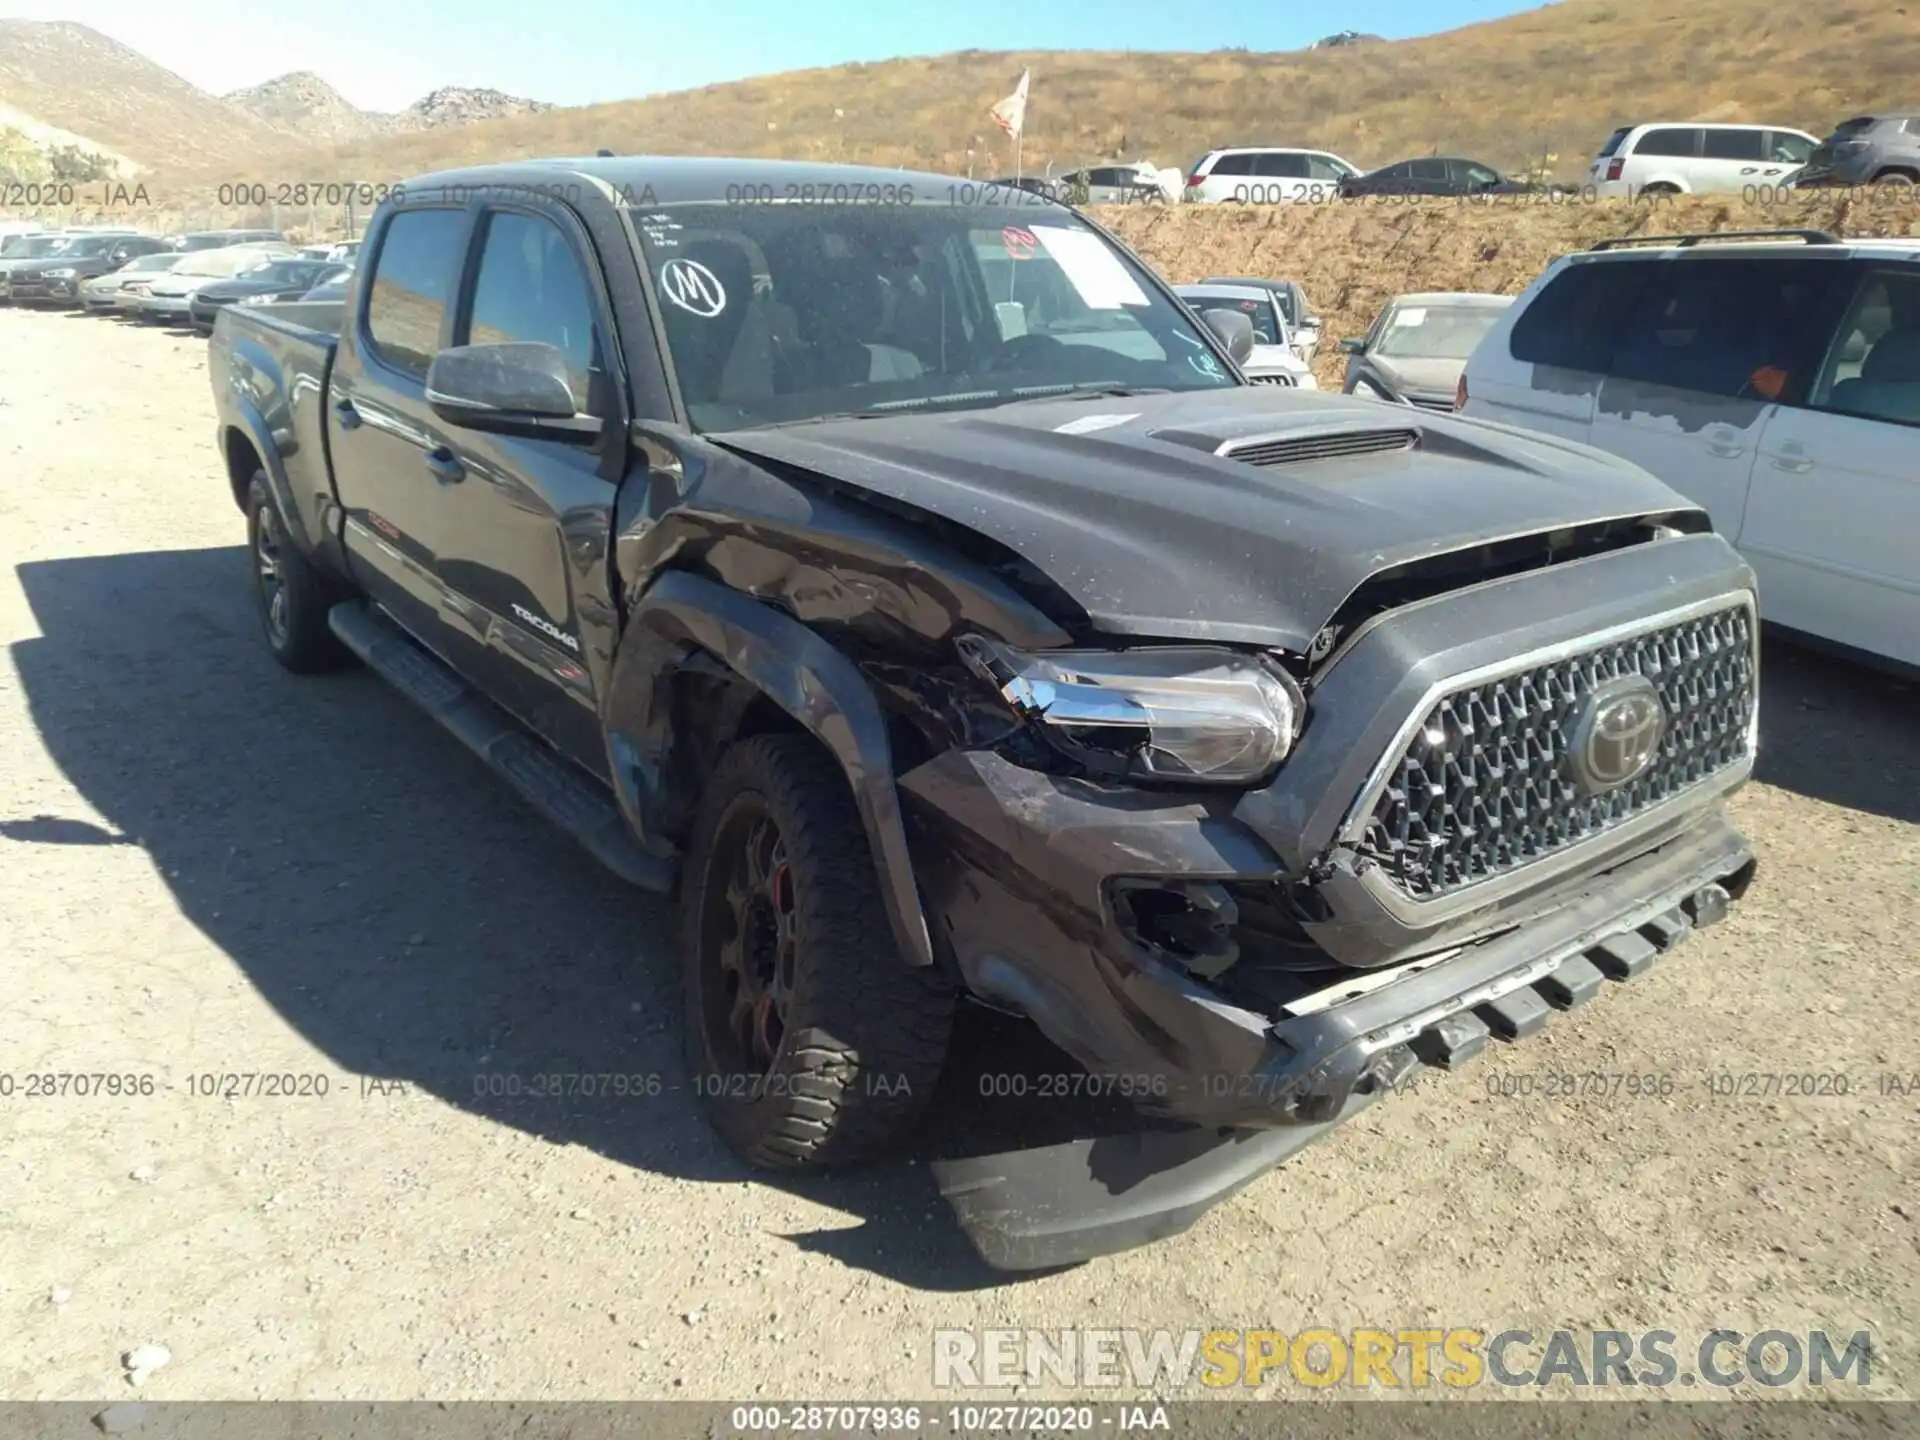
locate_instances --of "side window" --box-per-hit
[1305,154,1349,181]
[1209,154,1255,177]
[1814,270,1920,427]
[1459,162,1502,187]
[1375,161,1414,180]
[1508,262,1651,370]
[1702,129,1765,161]
[1634,127,1699,158]
[1411,157,1449,181]
[365,207,467,377]
[1257,152,1309,179]
[1606,258,1842,400]
[464,209,599,411]
[1769,132,1814,164]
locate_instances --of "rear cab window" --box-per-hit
[363,207,469,377]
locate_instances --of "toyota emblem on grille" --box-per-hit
[1567,675,1667,795]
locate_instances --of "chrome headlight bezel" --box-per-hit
[957,634,1305,787]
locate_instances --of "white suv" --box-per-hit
[1458,228,1920,669]
[1588,123,1818,197]
[1184,148,1359,204]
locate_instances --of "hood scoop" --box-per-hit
[1219,427,1420,468]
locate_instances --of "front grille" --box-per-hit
[1409,396,1455,412]
[1356,603,1755,900]
[1223,428,1418,467]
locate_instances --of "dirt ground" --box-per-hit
[0,304,1916,1406]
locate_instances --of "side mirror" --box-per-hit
[1339,337,1366,354]
[1199,307,1256,364]
[425,342,600,440]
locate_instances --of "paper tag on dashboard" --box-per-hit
[1031,226,1150,309]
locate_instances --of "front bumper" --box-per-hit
[902,533,1759,1134]
[937,824,1750,1269]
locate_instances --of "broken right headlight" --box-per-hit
[957,634,1303,786]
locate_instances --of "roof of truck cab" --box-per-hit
[398,156,1004,206]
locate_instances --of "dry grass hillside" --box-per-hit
[182,0,1920,187]
[0,20,287,171]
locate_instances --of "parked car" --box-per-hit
[0,233,84,298]
[0,233,174,306]
[1588,123,1817,197]
[1793,114,1920,188]
[132,242,299,324]
[167,228,289,253]
[1341,292,1514,410]
[1460,226,1920,670]
[1057,164,1166,205]
[1184,147,1360,204]
[78,251,184,311]
[208,155,1760,1271]
[188,259,352,330]
[1201,276,1322,362]
[295,271,354,302]
[1172,283,1317,387]
[1338,156,1539,198]
[982,175,1060,201]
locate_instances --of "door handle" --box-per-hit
[1771,441,1814,475]
[424,446,465,485]
[1705,429,1746,459]
[333,397,361,431]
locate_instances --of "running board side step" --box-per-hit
[327,600,675,894]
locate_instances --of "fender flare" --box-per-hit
[220,398,315,557]
[606,570,935,969]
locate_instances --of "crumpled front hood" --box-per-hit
[711,387,1695,653]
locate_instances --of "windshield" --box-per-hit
[175,247,290,278]
[1376,303,1507,360]
[51,236,116,258]
[631,202,1236,431]
[123,253,180,273]
[239,260,324,285]
[6,236,72,259]
[1180,291,1281,346]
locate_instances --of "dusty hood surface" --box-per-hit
[712,387,1693,652]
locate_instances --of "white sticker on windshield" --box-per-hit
[1053,412,1140,435]
[660,258,726,317]
[1396,307,1428,326]
[1031,226,1150,309]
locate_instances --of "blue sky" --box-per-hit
[21,0,1538,111]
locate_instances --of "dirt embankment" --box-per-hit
[1104,192,1920,386]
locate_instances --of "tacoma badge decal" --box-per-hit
[511,603,582,653]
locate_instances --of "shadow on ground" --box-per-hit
[8,547,1145,1292]
[12,550,1917,1287]
[1753,630,1920,824]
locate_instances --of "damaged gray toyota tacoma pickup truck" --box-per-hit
[209,157,1760,1270]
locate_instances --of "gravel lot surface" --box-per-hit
[1,305,1915,1405]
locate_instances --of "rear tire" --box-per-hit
[246,474,351,674]
[1637,182,1681,198]
[1872,170,1917,187]
[681,733,954,1169]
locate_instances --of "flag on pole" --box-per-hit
[989,69,1029,140]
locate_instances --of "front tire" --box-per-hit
[682,733,954,1169]
[246,474,350,673]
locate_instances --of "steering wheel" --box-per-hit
[980,332,1068,374]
